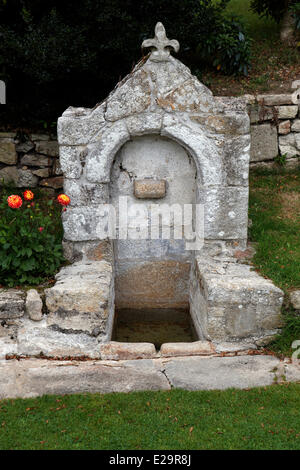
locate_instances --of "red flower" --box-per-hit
[38,227,44,232]
[57,194,71,206]
[23,190,34,201]
[7,195,22,209]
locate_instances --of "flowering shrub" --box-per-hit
[0,188,67,286]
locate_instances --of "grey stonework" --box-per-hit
[1,355,300,398]
[45,260,114,340]
[245,90,300,166]
[0,289,25,320]
[0,24,292,360]
[189,257,284,344]
[25,289,43,322]
[0,132,62,189]
[53,22,285,349]
[290,291,300,311]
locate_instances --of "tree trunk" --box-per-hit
[280,1,295,42]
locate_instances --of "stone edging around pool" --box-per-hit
[0,354,299,399]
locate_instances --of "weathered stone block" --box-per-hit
[134,179,166,199]
[249,105,274,123]
[20,153,51,167]
[59,145,84,178]
[190,257,284,342]
[290,290,300,310]
[62,206,111,241]
[58,104,106,146]
[291,120,300,132]
[45,261,114,338]
[278,120,291,135]
[163,355,280,390]
[257,94,293,106]
[100,342,156,360]
[223,135,250,186]
[0,139,17,165]
[126,113,162,136]
[40,176,64,189]
[85,120,130,183]
[62,240,113,263]
[291,80,300,90]
[160,341,215,357]
[25,289,43,321]
[7,358,170,397]
[17,321,100,358]
[276,106,298,120]
[0,289,25,319]
[105,69,151,122]
[15,141,35,153]
[250,124,278,162]
[0,166,19,185]
[63,179,109,206]
[17,169,38,188]
[35,140,59,157]
[279,133,300,158]
[190,113,249,135]
[202,186,249,240]
[32,168,50,178]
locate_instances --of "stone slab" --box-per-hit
[1,358,170,398]
[190,257,284,342]
[290,291,300,310]
[17,320,101,358]
[257,94,293,106]
[291,120,300,132]
[250,124,278,162]
[134,179,166,199]
[0,140,17,164]
[0,355,298,398]
[45,261,114,338]
[160,341,215,357]
[163,355,280,390]
[25,289,43,321]
[100,342,156,360]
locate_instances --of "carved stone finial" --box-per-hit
[142,22,180,62]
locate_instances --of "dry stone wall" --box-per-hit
[247,81,300,169]
[0,131,63,190]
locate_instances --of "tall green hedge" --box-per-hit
[0,0,250,129]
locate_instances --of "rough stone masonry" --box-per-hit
[0,23,286,364]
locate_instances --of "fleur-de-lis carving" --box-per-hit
[142,22,179,62]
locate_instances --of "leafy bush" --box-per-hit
[0,0,250,129]
[199,17,251,75]
[0,188,64,286]
[250,0,297,22]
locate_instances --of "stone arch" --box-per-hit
[84,112,222,188]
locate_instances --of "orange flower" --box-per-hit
[23,190,34,201]
[7,195,22,209]
[57,194,71,206]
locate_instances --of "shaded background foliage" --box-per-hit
[0,0,250,129]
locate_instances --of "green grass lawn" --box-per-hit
[249,168,300,356]
[0,384,300,450]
